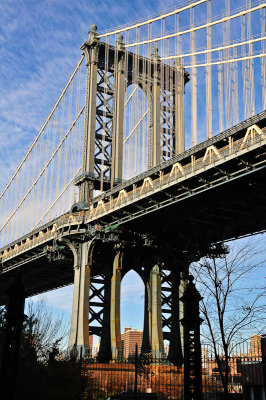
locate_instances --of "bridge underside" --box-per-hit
[0,164,265,304]
[118,164,266,248]
[0,248,74,304]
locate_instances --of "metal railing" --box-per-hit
[64,338,266,400]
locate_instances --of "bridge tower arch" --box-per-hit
[74,24,187,204]
[110,248,165,360]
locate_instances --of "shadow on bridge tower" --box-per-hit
[67,24,189,363]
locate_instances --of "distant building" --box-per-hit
[201,347,209,370]
[207,354,240,378]
[121,327,143,359]
[93,337,100,358]
[249,334,263,358]
[164,344,169,358]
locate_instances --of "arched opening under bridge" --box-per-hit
[121,269,144,358]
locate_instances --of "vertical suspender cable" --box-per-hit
[261,7,266,110]
[232,46,239,125]
[102,38,109,191]
[241,14,247,119]
[191,6,197,146]
[224,0,231,128]
[247,0,255,117]
[123,33,128,181]
[248,0,253,116]
[206,0,212,139]
[160,18,165,162]
[169,40,174,158]
[218,49,224,133]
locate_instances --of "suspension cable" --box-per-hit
[0,55,84,200]
[125,3,266,48]
[99,0,207,38]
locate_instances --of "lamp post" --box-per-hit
[181,274,203,400]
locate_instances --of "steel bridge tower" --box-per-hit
[68,25,188,362]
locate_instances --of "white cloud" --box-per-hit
[27,269,144,317]
[121,270,144,304]
[29,285,74,314]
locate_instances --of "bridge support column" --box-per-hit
[110,251,123,359]
[150,264,164,358]
[68,242,91,358]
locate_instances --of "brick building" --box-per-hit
[121,327,143,359]
[249,334,262,358]
[89,334,93,357]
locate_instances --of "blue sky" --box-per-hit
[0,0,182,332]
[0,0,265,337]
[0,0,185,190]
[1,0,264,190]
[34,270,146,332]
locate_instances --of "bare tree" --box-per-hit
[24,298,69,362]
[190,236,266,393]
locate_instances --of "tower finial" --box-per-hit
[90,24,97,33]
[87,23,99,45]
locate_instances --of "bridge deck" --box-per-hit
[0,111,265,303]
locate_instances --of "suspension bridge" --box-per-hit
[0,0,266,390]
